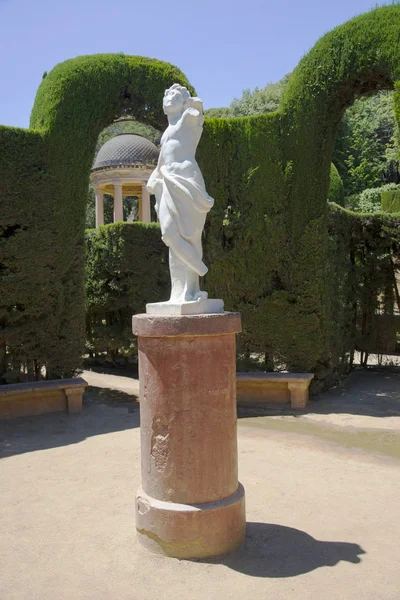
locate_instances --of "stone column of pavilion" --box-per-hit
[132,313,245,559]
[140,184,151,222]
[90,133,159,227]
[95,188,104,227]
[113,183,123,222]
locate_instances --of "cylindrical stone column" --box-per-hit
[114,183,123,223]
[95,188,104,227]
[141,183,151,223]
[132,312,245,559]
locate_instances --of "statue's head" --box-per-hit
[163,84,203,116]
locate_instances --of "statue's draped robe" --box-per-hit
[157,165,214,254]
[150,107,214,273]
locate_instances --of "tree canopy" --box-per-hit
[333,91,399,197]
[229,74,291,117]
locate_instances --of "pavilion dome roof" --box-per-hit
[92,133,159,171]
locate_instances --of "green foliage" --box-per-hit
[229,74,290,117]
[328,204,400,361]
[328,164,345,206]
[0,127,60,383]
[1,54,192,383]
[85,222,169,359]
[198,3,400,384]
[204,107,232,119]
[382,189,400,212]
[333,91,400,195]
[350,183,400,213]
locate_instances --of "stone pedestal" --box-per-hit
[132,312,245,559]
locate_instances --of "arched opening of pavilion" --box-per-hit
[90,133,159,227]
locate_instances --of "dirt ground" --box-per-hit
[0,369,399,600]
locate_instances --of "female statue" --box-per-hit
[146,84,214,305]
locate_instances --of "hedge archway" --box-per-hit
[198,3,400,379]
[1,55,192,381]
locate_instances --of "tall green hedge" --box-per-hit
[0,128,58,382]
[1,55,192,383]
[328,204,400,361]
[382,189,400,212]
[197,4,400,383]
[85,222,168,359]
[2,5,400,385]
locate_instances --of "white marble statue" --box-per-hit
[146,84,223,315]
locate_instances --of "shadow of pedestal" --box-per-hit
[202,522,365,578]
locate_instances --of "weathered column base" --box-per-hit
[136,484,245,559]
[132,312,245,560]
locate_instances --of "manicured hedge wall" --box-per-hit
[381,190,400,213]
[1,55,192,383]
[85,222,168,360]
[328,204,400,362]
[0,127,59,382]
[82,198,399,382]
[198,4,400,382]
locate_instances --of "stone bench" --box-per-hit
[236,372,314,409]
[0,378,87,419]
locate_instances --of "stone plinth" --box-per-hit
[132,312,245,559]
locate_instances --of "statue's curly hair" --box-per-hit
[164,83,190,101]
[164,84,203,113]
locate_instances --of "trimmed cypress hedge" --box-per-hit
[82,202,399,383]
[328,204,400,365]
[2,5,400,385]
[85,222,168,359]
[197,4,400,383]
[382,190,400,213]
[0,127,59,382]
[1,55,192,382]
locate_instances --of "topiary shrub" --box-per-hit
[381,189,400,213]
[350,183,400,213]
[328,164,345,206]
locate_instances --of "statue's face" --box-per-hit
[163,88,184,114]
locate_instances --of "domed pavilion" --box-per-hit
[90,133,159,227]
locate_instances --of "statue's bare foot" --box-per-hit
[194,291,208,302]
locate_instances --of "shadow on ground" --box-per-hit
[204,522,365,578]
[0,386,139,458]
[239,371,400,420]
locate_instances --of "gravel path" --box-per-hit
[0,369,399,600]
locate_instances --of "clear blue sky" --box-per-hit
[0,0,393,129]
